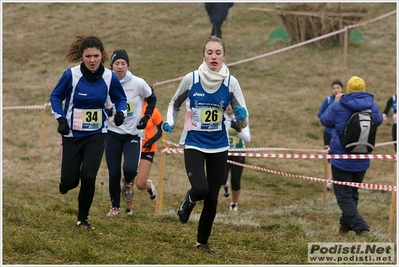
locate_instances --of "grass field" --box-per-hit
[2,2,397,265]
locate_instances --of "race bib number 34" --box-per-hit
[72,108,102,131]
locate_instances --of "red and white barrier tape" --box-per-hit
[162,146,396,160]
[161,143,396,191]
[375,141,397,147]
[165,140,328,153]
[227,160,397,192]
[228,153,396,160]
[2,102,51,110]
[227,141,397,150]
[165,140,397,154]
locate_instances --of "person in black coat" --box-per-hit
[205,3,234,39]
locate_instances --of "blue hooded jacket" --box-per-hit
[320,92,383,172]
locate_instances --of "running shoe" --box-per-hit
[147,179,157,200]
[76,220,94,230]
[177,190,196,223]
[125,208,133,215]
[107,207,121,217]
[327,183,333,190]
[230,203,238,211]
[59,181,68,194]
[196,243,215,253]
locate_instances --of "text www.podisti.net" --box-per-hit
[307,242,395,263]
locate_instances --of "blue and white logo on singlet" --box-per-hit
[193,92,205,97]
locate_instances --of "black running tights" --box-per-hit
[184,148,228,244]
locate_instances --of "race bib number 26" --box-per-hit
[191,107,223,131]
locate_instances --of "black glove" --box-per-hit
[143,139,155,152]
[230,120,242,132]
[137,115,150,130]
[106,108,113,117]
[114,111,125,126]
[57,117,70,135]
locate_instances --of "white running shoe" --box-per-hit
[107,207,121,217]
[147,179,157,200]
[327,183,333,190]
[125,208,133,216]
[230,203,238,211]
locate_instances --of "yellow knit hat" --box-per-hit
[346,76,365,94]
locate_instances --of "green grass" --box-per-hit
[2,2,397,265]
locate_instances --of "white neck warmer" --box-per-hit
[119,70,133,84]
[197,61,230,90]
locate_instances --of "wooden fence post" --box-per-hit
[388,161,397,238]
[343,26,348,65]
[41,105,46,150]
[323,158,328,203]
[155,132,167,215]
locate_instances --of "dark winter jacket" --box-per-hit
[205,3,234,23]
[320,92,383,172]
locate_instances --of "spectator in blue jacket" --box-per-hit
[318,80,344,190]
[205,2,234,39]
[320,76,383,236]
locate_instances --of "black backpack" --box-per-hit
[339,109,377,153]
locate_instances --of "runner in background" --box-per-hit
[220,104,251,211]
[125,89,162,215]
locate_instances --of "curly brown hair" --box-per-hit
[64,35,109,64]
